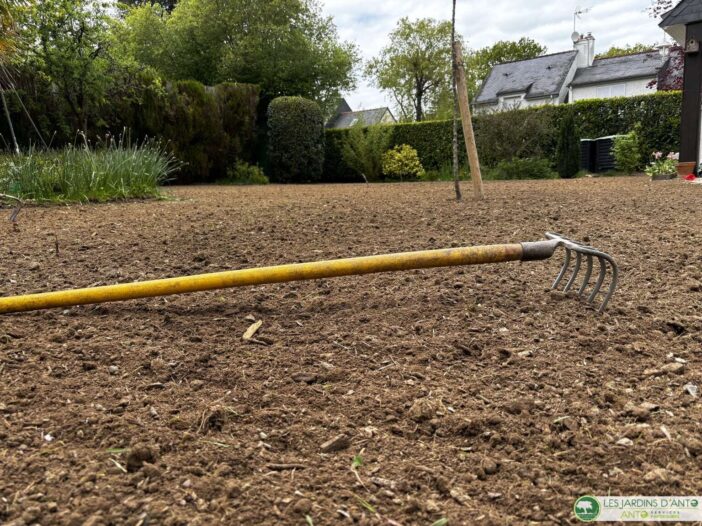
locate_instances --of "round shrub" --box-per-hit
[267,97,324,183]
[382,144,425,181]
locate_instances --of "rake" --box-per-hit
[0,232,618,315]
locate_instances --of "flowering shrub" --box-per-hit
[382,144,425,181]
[645,151,678,178]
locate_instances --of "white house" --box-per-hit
[474,33,675,112]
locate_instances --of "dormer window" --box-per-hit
[501,94,523,109]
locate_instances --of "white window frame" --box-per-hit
[595,83,626,99]
[501,94,524,109]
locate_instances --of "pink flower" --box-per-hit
[654,151,663,160]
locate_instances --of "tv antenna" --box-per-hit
[574,6,591,33]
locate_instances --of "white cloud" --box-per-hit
[322,0,668,110]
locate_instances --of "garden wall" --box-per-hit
[324,91,682,182]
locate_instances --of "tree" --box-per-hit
[119,0,359,114]
[451,0,461,201]
[465,38,546,99]
[649,0,674,18]
[366,18,454,122]
[119,0,178,11]
[556,111,580,179]
[0,0,24,153]
[654,45,684,90]
[596,43,654,59]
[0,0,20,58]
[18,0,113,133]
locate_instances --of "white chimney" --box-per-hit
[573,32,595,67]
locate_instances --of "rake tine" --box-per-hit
[564,251,582,293]
[543,232,619,312]
[552,248,572,290]
[578,255,594,297]
[598,258,619,313]
[588,256,607,304]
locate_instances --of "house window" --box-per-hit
[501,95,523,109]
[595,84,626,99]
[349,118,359,126]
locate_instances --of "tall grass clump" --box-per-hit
[0,138,178,202]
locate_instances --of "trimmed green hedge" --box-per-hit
[324,91,682,181]
[268,97,324,184]
[0,70,260,184]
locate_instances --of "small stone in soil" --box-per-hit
[661,363,685,375]
[320,434,351,453]
[291,372,318,384]
[292,498,312,514]
[643,467,670,482]
[408,398,445,423]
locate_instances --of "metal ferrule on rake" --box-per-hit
[521,233,619,313]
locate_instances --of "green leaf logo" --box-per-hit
[574,496,601,522]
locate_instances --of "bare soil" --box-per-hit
[1,177,701,525]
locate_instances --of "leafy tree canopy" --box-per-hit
[0,0,23,63]
[649,0,674,18]
[15,0,115,131]
[119,0,178,12]
[118,0,359,113]
[596,43,655,59]
[365,17,455,122]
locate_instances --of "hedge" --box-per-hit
[0,69,260,184]
[268,97,324,184]
[324,91,682,181]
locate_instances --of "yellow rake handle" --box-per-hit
[0,243,525,314]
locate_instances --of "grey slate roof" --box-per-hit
[326,108,394,129]
[660,0,702,28]
[474,51,577,105]
[571,51,664,86]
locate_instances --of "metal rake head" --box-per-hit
[545,232,618,313]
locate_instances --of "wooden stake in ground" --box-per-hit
[453,41,484,200]
[450,0,462,201]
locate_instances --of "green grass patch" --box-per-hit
[0,140,178,203]
[422,164,470,182]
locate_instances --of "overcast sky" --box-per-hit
[322,0,668,111]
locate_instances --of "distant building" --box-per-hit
[475,32,678,113]
[326,99,397,129]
